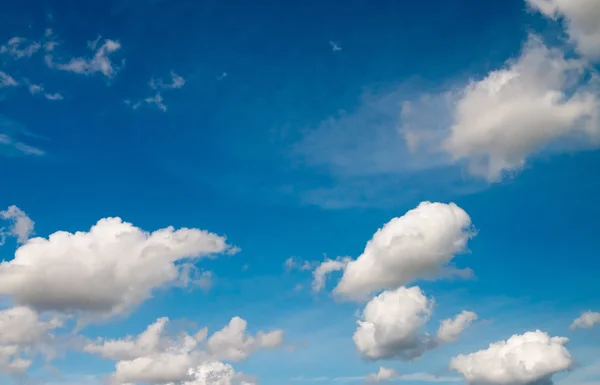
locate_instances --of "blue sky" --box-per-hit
[1,0,600,385]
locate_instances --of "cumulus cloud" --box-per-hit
[85,316,279,384]
[450,330,573,385]
[0,306,62,375]
[177,361,257,385]
[333,202,474,301]
[437,311,478,343]
[443,36,600,181]
[366,367,399,382]
[527,0,600,60]
[53,38,122,78]
[353,286,438,361]
[312,257,351,292]
[0,216,237,319]
[0,205,35,244]
[0,37,41,59]
[206,316,284,362]
[570,311,600,329]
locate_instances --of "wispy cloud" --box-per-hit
[128,71,186,112]
[50,37,123,78]
[0,36,41,59]
[0,72,19,87]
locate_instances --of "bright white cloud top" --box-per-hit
[450,330,573,385]
[332,201,473,300]
[84,316,281,384]
[0,217,237,318]
[443,37,600,181]
[353,286,475,361]
[0,205,35,244]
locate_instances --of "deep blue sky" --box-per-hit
[1,1,599,385]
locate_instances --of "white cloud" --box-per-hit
[437,310,478,343]
[0,205,35,244]
[0,72,19,87]
[312,257,351,292]
[443,36,600,181]
[570,311,600,329]
[0,134,45,156]
[0,216,237,319]
[54,38,122,78]
[333,202,474,301]
[145,92,168,112]
[353,286,437,361]
[284,257,314,272]
[366,367,399,382]
[0,306,62,375]
[0,37,41,59]
[527,0,600,60]
[450,330,573,385]
[85,316,278,384]
[150,71,186,90]
[44,92,64,101]
[206,316,284,362]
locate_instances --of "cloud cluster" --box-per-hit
[450,330,573,385]
[327,201,473,301]
[84,316,282,384]
[366,367,399,382]
[353,286,475,361]
[52,37,122,78]
[0,216,237,319]
[0,306,62,374]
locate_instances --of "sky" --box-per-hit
[1,0,600,384]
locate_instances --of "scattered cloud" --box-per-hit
[330,41,342,51]
[0,72,19,87]
[0,216,237,320]
[84,316,275,384]
[332,202,474,301]
[570,311,600,330]
[437,310,478,343]
[366,367,399,382]
[206,316,284,362]
[0,133,45,157]
[0,205,35,244]
[285,257,315,272]
[450,330,573,385]
[129,70,185,112]
[527,0,600,60]
[0,36,41,59]
[52,38,122,78]
[312,257,351,293]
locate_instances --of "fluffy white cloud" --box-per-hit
[312,257,351,292]
[53,38,122,78]
[0,205,35,244]
[450,330,573,385]
[0,306,62,375]
[206,316,284,362]
[353,286,437,361]
[86,316,279,384]
[443,36,600,181]
[175,361,256,385]
[437,310,478,343]
[333,202,473,301]
[366,367,399,382]
[527,0,600,60]
[0,217,236,318]
[570,311,600,329]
